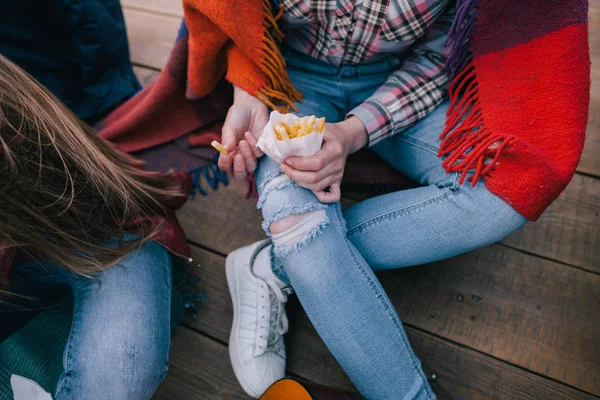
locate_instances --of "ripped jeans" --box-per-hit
[255,49,527,399]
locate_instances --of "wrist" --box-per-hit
[339,116,368,154]
[233,85,264,108]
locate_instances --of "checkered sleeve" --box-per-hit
[349,7,455,147]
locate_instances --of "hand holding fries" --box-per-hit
[217,87,269,180]
[280,116,368,203]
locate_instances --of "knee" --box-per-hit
[258,172,330,257]
[99,306,171,390]
[269,209,328,239]
[268,208,328,255]
[486,202,527,240]
[109,336,170,387]
[63,332,170,399]
[463,185,528,246]
[59,295,171,399]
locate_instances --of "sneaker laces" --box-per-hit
[265,278,293,346]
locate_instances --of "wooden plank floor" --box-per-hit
[121,2,600,399]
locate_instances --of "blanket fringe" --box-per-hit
[258,0,302,112]
[440,0,516,186]
[188,153,229,197]
[438,63,517,186]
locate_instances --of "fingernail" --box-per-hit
[285,159,293,166]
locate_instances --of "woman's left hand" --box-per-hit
[281,116,368,203]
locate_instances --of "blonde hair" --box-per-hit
[0,54,181,286]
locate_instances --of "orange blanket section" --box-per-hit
[183,0,302,111]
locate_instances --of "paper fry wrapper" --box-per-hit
[257,111,325,164]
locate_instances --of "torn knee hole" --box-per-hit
[271,209,327,248]
[270,213,307,236]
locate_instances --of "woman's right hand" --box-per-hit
[218,86,268,179]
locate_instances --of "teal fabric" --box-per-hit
[0,299,72,398]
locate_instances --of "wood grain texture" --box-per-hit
[155,326,251,399]
[579,0,600,177]
[182,245,598,400]
[123,8,179,69]
[177,179,265,254]
[378,246,600,395]
[501,174,600,273]
[122,0,183,17]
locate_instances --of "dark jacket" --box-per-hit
[0,0,141,122]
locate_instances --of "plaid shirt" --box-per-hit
[281,0,454,145]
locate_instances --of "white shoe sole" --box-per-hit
[226,249,262,398]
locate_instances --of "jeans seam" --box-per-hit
[336,204,431,395]
[273,264,286,276]
[397,136,440,155]
[346,189,455,237]
[55,299,78,397]
[164,247,173,354]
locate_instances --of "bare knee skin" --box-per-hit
[269,214,307,235]
[269,209,328,251]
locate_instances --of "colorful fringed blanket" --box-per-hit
[98,0,590,220]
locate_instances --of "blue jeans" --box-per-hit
[9,240,173,400]
[255,49,527,399]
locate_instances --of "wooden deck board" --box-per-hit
[154,326,250,400]
[132,66,160,86]
[122,0,183,18]
[500,173,600,272]
[581,1,600,177]
[123,8,179,69]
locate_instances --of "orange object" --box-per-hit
[184,0,302,112]
[260,379,312,400]
[260,378,364,399]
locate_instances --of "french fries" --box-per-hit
[317,117,326,133]
[273,115,325,141]
[275,125,290,140]
[211,140,228,155]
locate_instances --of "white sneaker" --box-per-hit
[226,239,293,398]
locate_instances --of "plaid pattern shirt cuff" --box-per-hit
[349,99,395,147]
